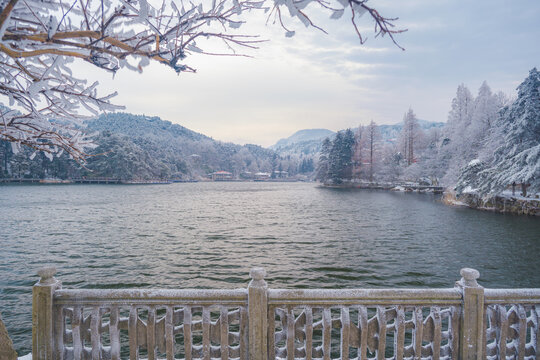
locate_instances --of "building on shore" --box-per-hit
[254,172,271,181]
[211,171,233,181]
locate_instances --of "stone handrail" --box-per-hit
[31,267,540,360]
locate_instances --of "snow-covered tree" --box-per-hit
[0,0,404,163]
[355,120,380,181]
[351,125,364,179]
[316,137,331,182]
[456,68,540,196]
[325,128,354,184]
[398,108,422,166]
[440,84,474,185]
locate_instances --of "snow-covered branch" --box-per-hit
[0,0,404,162]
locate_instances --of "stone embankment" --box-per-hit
[445,191,540,216]
[322,181,444,193]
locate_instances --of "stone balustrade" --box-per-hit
[31,267,540,360]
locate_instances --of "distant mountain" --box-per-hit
[271,129,335,149]
[270,129,335,157]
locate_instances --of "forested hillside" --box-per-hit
[0,113,300,180]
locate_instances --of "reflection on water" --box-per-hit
[1,182,539,354]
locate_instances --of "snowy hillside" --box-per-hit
[271,129,335,149]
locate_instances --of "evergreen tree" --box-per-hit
[341,129,356,180]
[328,132,345,184]
[316,138,332,182]
[326,129,355,184]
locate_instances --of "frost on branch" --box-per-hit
[0,0,404,162]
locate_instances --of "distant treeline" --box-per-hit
[317,68,540,197]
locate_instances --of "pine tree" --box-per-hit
[316,138,332,182]
[328,131,345,184]
[399,109,421,166]
[341,129,356,180]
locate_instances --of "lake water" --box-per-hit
[1,182,539,355]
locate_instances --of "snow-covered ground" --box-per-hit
[18,354,32,360]
[499,190,540,201]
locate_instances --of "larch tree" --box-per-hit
[364,120,379,182]
[351,124,363,179]
[440,84,474,185]
[0,0,405,163]
[399,108,420,166]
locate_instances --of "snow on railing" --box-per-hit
[31,267,540,360]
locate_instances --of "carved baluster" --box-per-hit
[147,307,156,360]
[287,307,295,360]
[129,307,138,360]
[202,307,211,360]
[482,307,490,360]
[240,306,248,360]
[220,306,229,360]
[341,307,350,360]
[358,306,368,360]
[533,306,540,360]
[165,306,174,360]
[267,306,275,360]
[450,307,459,360]
[53,306,64,360]
[412,307,423,359]
[395,306,405,360]
[110,306,120,360]
[432,307,441,360]
[90,307,101,360]
[184,306,192,360]
[376,306,386,360]
[517,305,527,359]
[322,308,331,360]
[72,306,83,360]
[305,307,313,360]
[497,305,508,359]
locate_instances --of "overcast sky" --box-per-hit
[76,0,540,147]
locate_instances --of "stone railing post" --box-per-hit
[32,267,61,360]
[248,268,268,360]
[455,268,484,360]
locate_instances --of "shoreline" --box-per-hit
[321,182,540,216]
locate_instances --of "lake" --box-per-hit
[1,182,539,355]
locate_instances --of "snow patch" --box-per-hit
[18,354,32,360]
[462,186,477,194]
